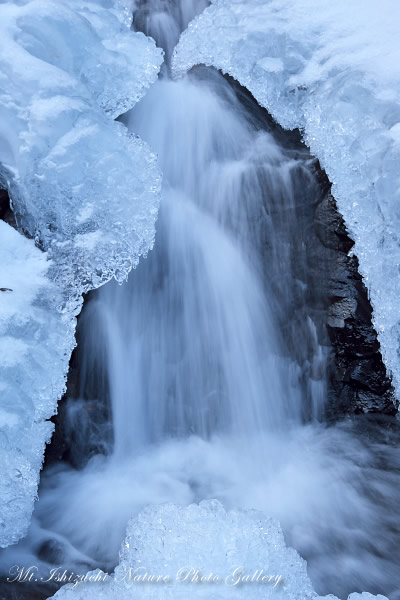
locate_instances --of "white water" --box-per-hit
[1,2,399,599]
[97,74,311,456]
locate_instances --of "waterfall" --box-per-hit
[1,3,399,600]
[74,0,328,459]
[91,72,317,457]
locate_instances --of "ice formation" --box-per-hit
[0,0,163,546]
[173,0,400,399]
[49,500,389,600]
[0,223,72,546]
[0,0,163,306]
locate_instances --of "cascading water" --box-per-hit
[95,74,311,454]
[132,0,209,64]
[1,2,399,600]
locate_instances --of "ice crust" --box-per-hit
[0,222,72,546]
[0,0,162,546]
[0,0,163,308]
[173,0,400,399]
[50,500,389,600]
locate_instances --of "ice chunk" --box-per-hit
[0,0,163,312]
[0,0,163,546]
[49,500,389,599]
[0,222,73,546]
[173,0,400,401]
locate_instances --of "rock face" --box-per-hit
[313,187,397,417]
[233,77,396,419]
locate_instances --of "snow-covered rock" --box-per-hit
[0,0,163,546]
[173,0,400,400]
[49,500,389,600]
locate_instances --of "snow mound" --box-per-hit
[0,0,163,546]
[50,500,388,600]
[173,0,400,400]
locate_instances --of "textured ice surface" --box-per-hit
[173,0,400,399]
[0,0,163,546]
[0,222,73,546]
[0,0,163,310]
[49,500,389,599]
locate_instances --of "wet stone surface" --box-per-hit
[314,190,396,417]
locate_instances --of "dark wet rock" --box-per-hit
[0,189,9,219]
[44,292,113,469]
[225,77,397,420]
[0,583,51,600]
[314,191,397,417]
[0,188,16,229]
[37,539,66,565]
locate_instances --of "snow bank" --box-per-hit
[49,500,388,600]
[173,0,400,399]
[0,0,163,546]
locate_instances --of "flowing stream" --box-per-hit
[1,2,399,599]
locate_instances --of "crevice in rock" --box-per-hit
[44,290,113,470]
[0,188,16,229]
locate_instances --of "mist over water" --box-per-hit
[1,2,399,599]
